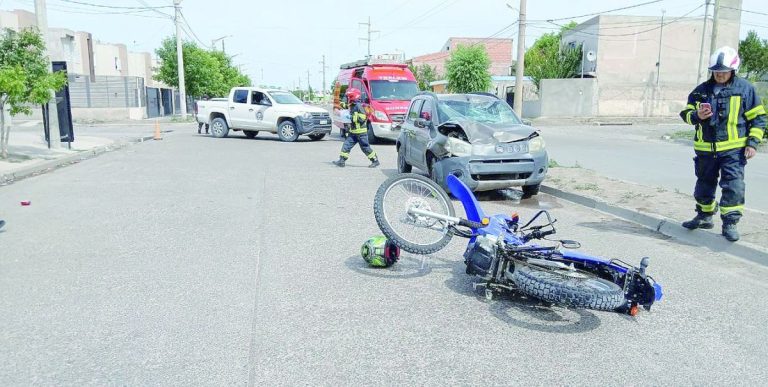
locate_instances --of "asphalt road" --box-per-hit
[1,127,767,385]
[542,123,768,213]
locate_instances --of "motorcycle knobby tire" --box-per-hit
[373,173,455,255]
[511,265,625,311]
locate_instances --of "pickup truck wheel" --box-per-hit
[366,123,378,144]
[243,130,258,139]
[308,133,326,141]
[277,120,299,142]
[211,117,229,138]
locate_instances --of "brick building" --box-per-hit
[409,37,514,77]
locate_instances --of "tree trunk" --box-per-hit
[0,97,7,159]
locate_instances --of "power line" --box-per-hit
[533,0,664,22]
[719,5,768,17]
[549,4,704,38]
[59,0,173,9]
[179,10,211,49]
[135,0,173,18]
[40,1,170,18]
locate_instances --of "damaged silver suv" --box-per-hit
[396,92,548,196]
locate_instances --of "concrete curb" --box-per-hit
[540,185,768,266]
[0,134,156,186]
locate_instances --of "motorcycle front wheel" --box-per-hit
[373,173,455,255]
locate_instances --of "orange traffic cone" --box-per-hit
[153,119,162,140]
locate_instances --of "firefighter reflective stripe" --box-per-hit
[698,200,718,213]
[750,128,765,140]
[694,137,747,152]
[367,151,377,160]
[744,105,766,120]
[696,125,703,142]
[720,204,744,215]
[727,96,741,141]
[340,152,350,158]
[350,111,368,134]
[684,104,696,124]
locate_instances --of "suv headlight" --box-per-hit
[529,135,545,152]
[445,137,473,157]
[301,112,312,120]
[374,110,388,121]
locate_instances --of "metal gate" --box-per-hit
[161,89,173,116]
[146,87,161,118]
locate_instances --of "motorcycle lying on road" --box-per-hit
[373,173,663,315]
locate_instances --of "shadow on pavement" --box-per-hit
[443,262,602,333]
[344,253,455,279]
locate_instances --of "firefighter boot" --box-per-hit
[369,157,380,168]
[722,222,740,242]
[682,214,714,230]
[332,157,346,168]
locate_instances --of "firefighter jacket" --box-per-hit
[680,76,766,153]
[349,102,371,135]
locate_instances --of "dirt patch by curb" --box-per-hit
[544,166,767,247]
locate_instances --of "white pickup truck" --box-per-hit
[195,87,332,142]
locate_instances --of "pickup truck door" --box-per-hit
[251,91,275,130]
[229,89,255,129]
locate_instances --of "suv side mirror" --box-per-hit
[522,119,532,126]
[414,118,431,129]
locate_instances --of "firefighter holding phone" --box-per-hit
[679,46,766,241]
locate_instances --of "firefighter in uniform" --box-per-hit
[332,87,380,168]
[679,46,766,241]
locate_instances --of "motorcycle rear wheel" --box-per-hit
[373,173,455,255]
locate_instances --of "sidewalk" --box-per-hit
[542,166,768,264]
[0,124,158,185]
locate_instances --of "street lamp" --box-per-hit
[211,34,232,53]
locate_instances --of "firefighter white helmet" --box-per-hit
[708,46,740,72]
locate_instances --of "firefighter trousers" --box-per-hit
[340,133,377,161]
[693,149,746,223]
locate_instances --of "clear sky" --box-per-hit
[2,0,766,90]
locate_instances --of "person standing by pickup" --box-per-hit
[332,88,380,168]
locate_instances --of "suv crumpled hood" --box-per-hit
[446,118,538,144]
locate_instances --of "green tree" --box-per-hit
[155,36,251,99]
[739,30,768,81]
[524,22,583,90]
[445,45,492,93]
[0,28,67,159]
[409,63,439,91]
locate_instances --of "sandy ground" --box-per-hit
[545,165,767,247]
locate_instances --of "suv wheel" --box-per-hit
[397,146,412,173]
[522,184,540,198]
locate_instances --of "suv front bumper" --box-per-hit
[432,151,548,192]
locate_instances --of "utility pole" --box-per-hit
[359,17,378,59]
[656,9,665,88]
[513,0,526,116]
[174,0,187,119]
[34,0,60,149]
[709,0,721,54]
[697,0,712,83]
[319,55,328,95]
[307,69,311,98]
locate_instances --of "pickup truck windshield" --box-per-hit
[370,81,418,101]
[438,96,522,125]
[269,91,303,104]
